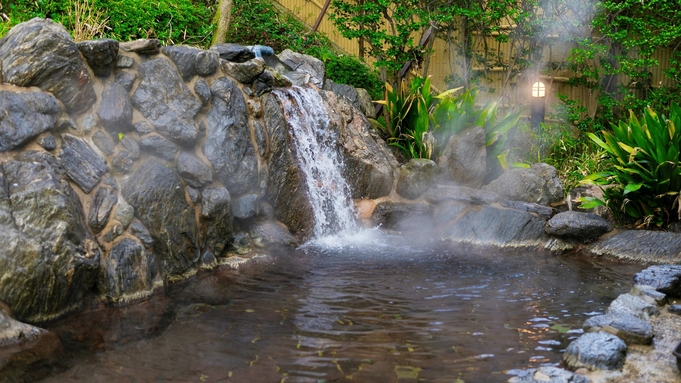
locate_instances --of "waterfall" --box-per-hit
[273,86,360,239]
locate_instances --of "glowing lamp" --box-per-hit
[531,81,546,98]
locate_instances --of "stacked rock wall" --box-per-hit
[0,18,396,324]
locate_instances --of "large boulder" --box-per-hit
[202,77,258,195]
[395,159,438,200]
[371,201,435,232]
[545,211,613,243]
[0,159,100,323]
[278,49,325,87]
[0,90,59,152]
[484,163,564,205]
[563,332,627,371]
[0,18,96,115]
[588,231,681,263]
[98,237,155,304]
[131,58,202,145]
[321,91,397,199]
[437,126,487,188]
[121,159,198,280]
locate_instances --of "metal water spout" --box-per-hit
[246,45,274,59]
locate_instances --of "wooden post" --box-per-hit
[311,0,332,34]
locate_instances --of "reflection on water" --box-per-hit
[40,235,640,383]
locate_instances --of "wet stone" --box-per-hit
[230,231,252,255]
[233,193,259,219]
[201,185,233,256]
[120,39,161,54]
[88,186,118,234]
[76,39,118,77]
[177,152,213,188]
[91,130,115,156]
[112,150,134,174]
[630,284,667,306]
[395,159,438,200]
[81,114,97,133]
[195,50,219,76]
[60,134,108,193]
[210,43,255,62]
[103,176,119,191]
[37,133,57,151]
[101,222,124,243]
[508,366,590,383]
[139,134,179,161]
[161,45,203,82]
[113,200,134,229]
[253,69,274,96]
[57,117,76,131]
[247,99,263,118]
[668,304,681,315]
[545,211,613,243]
[253,120,267,157]
[249,219,297,248]
[134,120,155,135]
[121,136,140,159]
[583,313,653,345]
[194,78,211,105]
[634,265,681,297]
[0,90,59,152]
[129,219,154,248]
[114,70,137,92]
[221,58,265,84]
[563,332,627,371]
[99,237,153,303]
[607,293,659,321]
[201,248,217,269]
[500,201,554,220]
[115,54,134,68]
[97,82,134,134]
[186,186,200,204]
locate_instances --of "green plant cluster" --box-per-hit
[581,104,681,228]
[372,76,520,172]
[1,0,215,46]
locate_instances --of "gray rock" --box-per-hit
[102,175,118,190]
[134,120,155,135]
[630,284,667,306]
[99,238,154,304]
[129,219,154,248]
[76,38,118,77]
[101,222,123,243]
[0,90,58,152]
[0,304,48,347]
[113,200,134,229]
[325,79,375,119]
[396,159,438,200]
[0,18,96,114]
[371,202,435,232]
[139,134,179,161]
[247,99,263,118]
[545,211,613,243]
[500,200,555,219]
[195,50,219,76]
[210,43,255,62]
[423,183,502,206]
[355,88,376,119]
[131,58,202,145]
[249,219,297,248]
[583,313,654,345]
[0,159,100,322]
[60,134,108,193]
[253,120,268,157]
[221,58,266,84]
[230,231,252,255]
[177,151,213,188]
[57,116,76,131]
[589,230,681,263]
[484,163,564,205]
[201,185,233,256]
[668,304,681,315]
[88,186,118,233]
[202,77,257,195]
[259,201,275,220]
[201,248,217,269]
[233,193,259,219]
[441,204,548,248]
[122,159,198,279]
[161,45,203,81]
[114,70,137,92]
[186,186,200,204]
[437,126,487,188]
[194,78,211,105]
[563,332,627,371]
[91,130,115,156]
[253,69,274,96]
[81,114,96,133]
[121,136,140,159]
[434,201,468,224]
[634,265,681,297]
[115,54,134,68]
[120,39,160,54]
[508,366,590,383]
[112,150,134,174]
[98,82,134,134]
[607,293,659,320]
[37,133,57,151]
[278,49,325,87]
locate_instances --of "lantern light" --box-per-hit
[531,81,546,98]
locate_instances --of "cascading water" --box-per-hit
[273,86,361,241]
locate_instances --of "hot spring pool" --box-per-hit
[40,234,641,383]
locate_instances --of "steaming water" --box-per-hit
[39,239,641,383]
[273,86,360,241]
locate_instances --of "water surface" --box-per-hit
[42,235,641,383]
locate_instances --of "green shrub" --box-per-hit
[581,104,681,228]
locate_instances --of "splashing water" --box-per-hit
[273,86,361,243]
